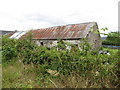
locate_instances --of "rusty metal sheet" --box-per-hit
[31,22,95,40]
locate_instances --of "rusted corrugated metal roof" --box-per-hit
[30,22,97,40]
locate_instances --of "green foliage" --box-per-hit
[90,27,108,35]
[102,32,120,46]
[2,36,18,62]
[2,32,36,62]
[79,38,91,53]
[2,35,120,88]
[57,40,66,50]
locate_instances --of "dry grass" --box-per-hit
[2,59,119,88]
[3,62,118,88]
[50,73,100,88]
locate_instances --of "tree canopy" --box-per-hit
[102,32,120,46]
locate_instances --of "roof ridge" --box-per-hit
[34,22,96,31]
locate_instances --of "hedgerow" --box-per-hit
[102,32,120,46]
[2,35,120,87]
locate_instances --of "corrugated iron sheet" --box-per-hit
[10,31,28,39]
[30,22,95,40]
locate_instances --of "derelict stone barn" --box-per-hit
[30,22,102,50]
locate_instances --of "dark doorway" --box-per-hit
[41,42,44,46]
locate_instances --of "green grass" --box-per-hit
[3,61,38,88]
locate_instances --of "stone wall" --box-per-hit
[33,24,101,50]
[86,23,102,50]
[34,39,83,50]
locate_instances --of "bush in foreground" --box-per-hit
[2,36,120,88]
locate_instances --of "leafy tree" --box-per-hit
[102,32,120,46]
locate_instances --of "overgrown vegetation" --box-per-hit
[102,32,120,46]
[2,34,120,88]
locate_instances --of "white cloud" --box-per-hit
[0,0,119,33]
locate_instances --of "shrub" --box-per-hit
[102,32,120,46]
[2,36,18,62]
[2,35,120,87]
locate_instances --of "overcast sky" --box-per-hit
[0,0,119,34]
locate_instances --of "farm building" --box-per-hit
[29,22,102,50]
[9,22,102,50]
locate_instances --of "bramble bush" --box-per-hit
[2,36,18,62]
[2,35,120,87]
